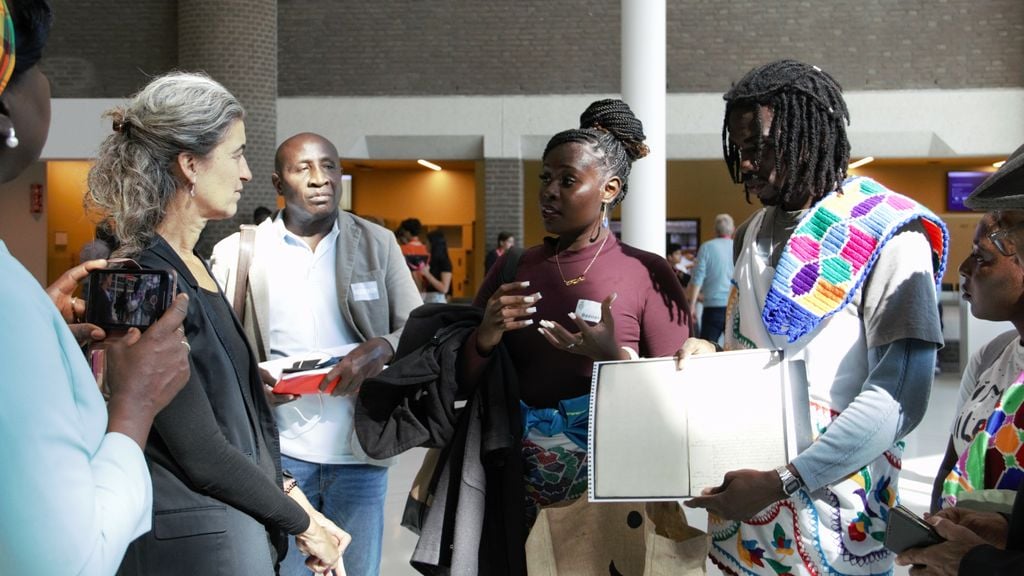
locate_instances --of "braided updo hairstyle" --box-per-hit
[723,59,850,207]
[85,72,244,256]
[542,98,649,208]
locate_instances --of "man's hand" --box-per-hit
[105,293,191,448]
[260,367,299,406]
[895,515,991,575]
[323,338,394,397]
[684,468,785,521]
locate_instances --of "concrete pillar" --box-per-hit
[178,0,277,256]
[620,0,667,256]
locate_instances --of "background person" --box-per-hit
[679,59,945,575]
[420,229,453,303]
[86,73,347,575]
[0,1,193,574]
[686,213,734,344]
[212,132,422,576]
[484,231,515,273]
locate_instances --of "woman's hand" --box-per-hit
[674,337,718,370]
[537,292,625,361]
[304,512,351,574]
[295,519,343,573]
[476,281,541,355]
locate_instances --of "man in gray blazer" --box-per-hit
[211,132,422,576]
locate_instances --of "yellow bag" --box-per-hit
[526,498,708,575]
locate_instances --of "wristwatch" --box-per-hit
[776,465,802,496]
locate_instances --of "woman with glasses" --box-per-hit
[932,210,1024,513]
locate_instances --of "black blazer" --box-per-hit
[118,237,307,575]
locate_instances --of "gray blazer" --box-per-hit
[211,210,423,362]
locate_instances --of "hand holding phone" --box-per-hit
[884,504,945,554]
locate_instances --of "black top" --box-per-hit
[428,251,453,295]
[134,238,308,544]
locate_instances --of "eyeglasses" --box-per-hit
[988,224,1024,257]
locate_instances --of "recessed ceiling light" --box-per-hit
[848,156,875,170]
[417,159,442,171]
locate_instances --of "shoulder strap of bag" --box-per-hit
[232,224,258,322]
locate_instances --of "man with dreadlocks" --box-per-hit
[681,59,948,575]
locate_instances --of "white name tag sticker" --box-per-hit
[574,299,602,324]
[351,281,380,301]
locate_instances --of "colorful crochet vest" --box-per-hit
[943,375,1024,508]
[762,177,948,343]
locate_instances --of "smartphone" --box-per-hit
[883,504,945,554]
[85,268,177,331]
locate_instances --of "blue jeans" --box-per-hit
[700,306,727,345]
[279,456,388,576]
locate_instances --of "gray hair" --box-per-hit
[85,72,245,256]
[714,213,735,237]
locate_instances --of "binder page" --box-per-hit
[684,349,788,492]
[590,358,690,500]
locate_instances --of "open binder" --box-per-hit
[588,348,811,501]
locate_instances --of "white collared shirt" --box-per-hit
[267,215,362,463]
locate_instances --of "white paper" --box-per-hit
[351,281,380,301]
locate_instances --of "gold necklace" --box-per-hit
[555,231,610,287]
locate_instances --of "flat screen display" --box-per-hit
[947,171,993,212]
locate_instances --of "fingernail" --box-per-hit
[526,307,537,314]
[523,295,536,303]
[539,320,553,328]
[568,312,577,320]
[524,319,533,326]
[534,292,543,300]
[611,292,618,302]
[520,281,530,288]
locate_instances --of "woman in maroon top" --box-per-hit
[467,99,691,525]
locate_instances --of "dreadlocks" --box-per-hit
[543,98,650,208]
[723,59,851,207]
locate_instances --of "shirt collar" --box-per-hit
[272,211,340,251]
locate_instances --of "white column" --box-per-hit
[620,0,666,255]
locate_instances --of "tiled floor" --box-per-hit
[376,371,961,575]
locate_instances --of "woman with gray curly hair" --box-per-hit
[86,72,349,575]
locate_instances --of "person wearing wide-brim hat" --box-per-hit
[895,144,1024,574]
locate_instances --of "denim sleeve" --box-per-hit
[791,338,936,492]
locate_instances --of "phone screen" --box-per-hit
[85,269,176,331]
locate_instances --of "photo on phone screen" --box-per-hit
[84,269,176,331]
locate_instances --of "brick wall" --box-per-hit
[179,0,278,256]
[40,0,1024,98]
[40,0,178,98]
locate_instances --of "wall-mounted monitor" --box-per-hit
[947,171,992,212]
[609,218,701,254]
